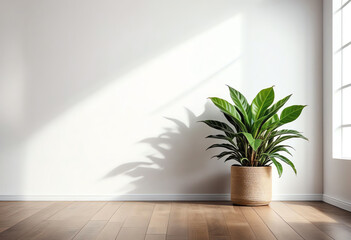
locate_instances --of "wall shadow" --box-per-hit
[104,103,232,194]
[0,0,242,147]
[0,0,241,195]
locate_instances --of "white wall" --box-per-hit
[323,0,351,210]
[0,0,323,200]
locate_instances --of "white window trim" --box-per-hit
[332,0,351,160]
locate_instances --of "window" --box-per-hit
[333,0,351,159]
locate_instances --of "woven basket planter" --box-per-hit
[230,166,272,206]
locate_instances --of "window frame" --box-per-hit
[333,0,351,160]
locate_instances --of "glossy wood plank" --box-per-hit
[116,227,146,240]
[254,205,303,240]
[208,236,230,240]
[0,202,52,216]
[123,202,154,229]
[220,205,255,240]
[96,221,122,240]
[114,202,155,240]
[0,203,24,219]
[91,202,122,221]
[305,201,351,228]
[73,220,107,240]
[201,203,229,237]
[166,235,188,240]
[109,202,137,223]
[147,202,171,235]
[49,202,105,221]
[0,202,71,240]
[270,202,332,240]
[240,207,276,240]
[16,202,105,240]
[145,234,166,240]
[17,219,88,240]
[0,201,350,240]
[167,202,188,237]
[188,203,209,240]
[0,202,53,229]
[286,201,351,240]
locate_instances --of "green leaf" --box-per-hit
[251,87,275,120]
[206,143,236,151]
[280,105,306,124]
[209,97,240,120]
[222,112,247,133]
[240,157,249,165]
[209,97,248,132]
[270,145,294,156]
[271,154,297,175]
[261,114,279,131]
[211,151,233,160]
[223,113,239,130]
[247,105,253,125]
[206,134,234,144]
[242,132,262,151]
[265,95,292,118]
[200,120,236,138]
[271,157,283,177]
[258,95,292,131]
[272,134,308,147]
[227,86,249,123]
[271,129,308,141]
[224,155,239,163]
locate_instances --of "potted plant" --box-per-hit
[202,86,307,206]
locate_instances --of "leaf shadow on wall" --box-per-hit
[104,103,232,194]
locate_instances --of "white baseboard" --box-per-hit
[0,194,323,201]
[272,194,323,201]
[323,194,351,212]
[0,194,228,201]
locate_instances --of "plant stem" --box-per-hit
[251,150,255,166]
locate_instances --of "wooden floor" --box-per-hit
[0,201,350,240]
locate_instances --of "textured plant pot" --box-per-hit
[231,166,272,206]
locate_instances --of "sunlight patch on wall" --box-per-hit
[22,15,243,195]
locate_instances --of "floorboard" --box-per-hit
[147,202,171,235]
[0,202,70,240]
[167,202,188,237]
[72,220,107,240]
[202,203,230,237]
[96,222,122,240]
[254,205,304,240]
[188,203,209,240]
[269,202,332,240]
[220,205,255,240]
[0,201,350,240]
[91,202,122,221]
[285,201,351,239]
[240,207,276,240]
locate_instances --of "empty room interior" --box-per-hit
[1,0,351,239]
